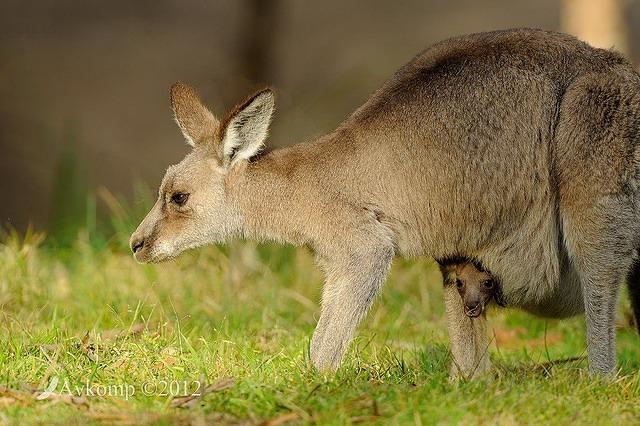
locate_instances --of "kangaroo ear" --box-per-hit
[440,263,453,275]
[217,88,275,167]
[439,264,455,282]
[170,82,219,147]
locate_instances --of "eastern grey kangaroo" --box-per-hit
[130,29,640,379]
[439,260,504,318]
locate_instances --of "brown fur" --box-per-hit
[440,261,502,318]
[131,29,640,378]
[170,82,219,146]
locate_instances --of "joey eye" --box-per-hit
[483,280,494,289]
[170,192,189,206]
[456,279,463,289]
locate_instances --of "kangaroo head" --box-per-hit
[130,83,275,263]
[454,263,495,317]
[441,262,496,317]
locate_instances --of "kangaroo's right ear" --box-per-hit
[170,82,219,147]
[217,88,275,167]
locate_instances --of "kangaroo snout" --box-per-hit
[130,209,159,263]
[130,237,144,254]
[129,231,149,263]
[465,302,483,318]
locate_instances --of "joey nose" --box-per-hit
[131,238,144,254]
[465,302,482,317]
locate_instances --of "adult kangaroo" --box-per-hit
[131,29,640,378]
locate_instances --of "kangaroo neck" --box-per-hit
[229,142,330,247]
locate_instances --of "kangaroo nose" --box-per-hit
[131,238,144,253]
[465,302,482,317]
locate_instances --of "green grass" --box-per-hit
[1,229,640,425]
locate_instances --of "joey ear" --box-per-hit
[217,88,275,167]
[439,265,456,283]
[170,82,219,147]
[440,263,454,275]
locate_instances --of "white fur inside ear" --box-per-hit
[222,91,275,166]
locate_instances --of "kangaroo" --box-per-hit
[131,29,640,379]
[440,260,505,318]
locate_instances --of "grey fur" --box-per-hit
[131,29,640,378]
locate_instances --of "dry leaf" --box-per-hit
[170,377,236,408]
[79,332,99,362]
[39,343,62,352]
[40,392,89,408]
[101,323,147,341]
[0,385,89,409]
[159,347,180,367]
[0,386,31,407]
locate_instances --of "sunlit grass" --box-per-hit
[1,229,639,425]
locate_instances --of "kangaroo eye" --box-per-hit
[170,192,189,206]
[483,280,494,289]
[456,279,463,289]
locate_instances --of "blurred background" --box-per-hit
[1,0,638,242]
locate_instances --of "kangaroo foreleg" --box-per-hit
[310,244,394,371]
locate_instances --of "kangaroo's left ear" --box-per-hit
[217,88,275,167]
[439,264,456,284]
[170,82,219,147]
